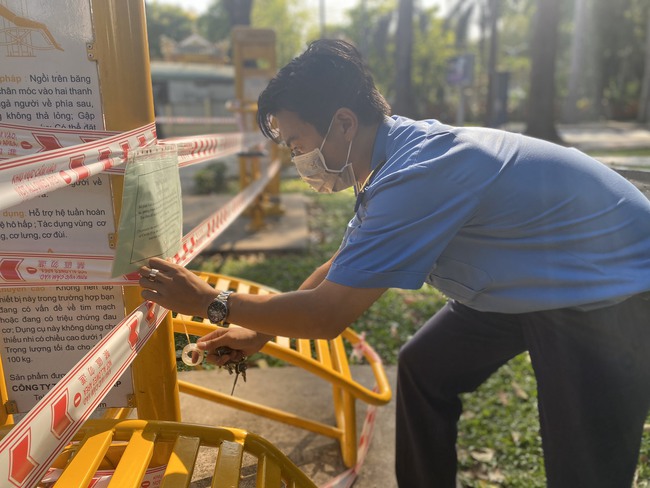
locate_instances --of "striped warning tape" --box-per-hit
[320,336,383,488]
[0,122,267,213]
[0,122,273,287]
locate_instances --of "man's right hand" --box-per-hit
[195,327,273,366]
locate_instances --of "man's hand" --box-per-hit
[139,257,217,318]
[196,327,273,366]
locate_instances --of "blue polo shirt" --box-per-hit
[327,116,650,313]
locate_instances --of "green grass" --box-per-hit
[189,176,650,487]
[588,147,650,158]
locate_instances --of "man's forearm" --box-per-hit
[139,257,384,342]
[227,287,346,339]
[299,256,335,290]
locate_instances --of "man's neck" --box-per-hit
[352,121,381,186]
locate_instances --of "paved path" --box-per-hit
[179,365,398,488]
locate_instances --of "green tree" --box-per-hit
[196,1,231,43]
[197,0,304,66]
[592,0,648,119]
[410,8,456,119]
[563,0,591,123]
[394,0,416,116]
[251,0,309,67]
[198,0,254,43]
[445,0,502,126]
[640,7,650,124]
[145,2,195,58]
[343,0,396,99]
[343,0,454,120]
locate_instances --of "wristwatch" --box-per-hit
[206,290,233,324]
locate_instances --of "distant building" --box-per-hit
[151,33,236,136]
[160,33,229,64]
[151,61,236,136]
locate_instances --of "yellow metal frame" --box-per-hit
[231,26,284,223]
[2,419,317,488]
[91,0,181,422]
[173,271,392,468]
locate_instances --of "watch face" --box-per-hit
[207,299,228,323]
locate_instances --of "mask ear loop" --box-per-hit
[319,116,336,152]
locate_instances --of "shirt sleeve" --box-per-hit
[327,156,484,289]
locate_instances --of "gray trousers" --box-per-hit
[396,293,650,487]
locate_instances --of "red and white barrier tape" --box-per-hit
[162,131,267,168]
[0,122,274,287]
[321,336,383,488]
[321,403,379,488]
[0,158,280,287]
[173,161,280,268]
[155,115,238,126]
[0,122,156,212]
[0,122,268,213]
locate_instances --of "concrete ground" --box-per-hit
[176,121,650,487]
[178,365,398,488]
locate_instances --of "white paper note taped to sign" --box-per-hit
[112,145,182,276]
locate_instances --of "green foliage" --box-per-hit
[196,1,231,43]
[197,0,308,65]
[457,353,546,487]
[251,0,309,67]
[342,1,397,100]
[411,8,457,119]
[592,0,648,118]
[193,162,228,194]
[145,2,195,58]
[340,1,457,120]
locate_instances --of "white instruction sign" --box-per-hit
[0,2,103,132]
[0,285,131,412]
[0,0,132,411]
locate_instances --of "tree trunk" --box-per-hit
[485,0,500,127]
[563,0,589,123]
[225,0,253,27]
[394,0,416,117]
[638,8,650,124]
[525,0,562,142]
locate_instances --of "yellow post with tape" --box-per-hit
[90,0,181,422]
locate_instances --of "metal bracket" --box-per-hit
[4,400,18,415]
[86,42,98,62]
[108,232,116,249]
[126,394,136,408]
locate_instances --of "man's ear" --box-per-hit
[333,108,358,142]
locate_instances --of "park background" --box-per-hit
[144,0,650,486]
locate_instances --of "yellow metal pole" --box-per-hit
[0,353,12,427]
[91,0,181,422]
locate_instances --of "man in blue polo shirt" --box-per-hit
[139,39,650,487]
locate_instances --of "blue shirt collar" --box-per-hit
[370,116,395,170]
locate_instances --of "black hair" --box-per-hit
[257,39,391,142]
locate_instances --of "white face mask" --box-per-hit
[292,119,356,194]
